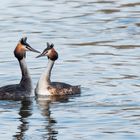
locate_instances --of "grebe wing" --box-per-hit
[0,84,30,100]
[47,82,81,95]
[51,82,72,88]
[0,84,19,92]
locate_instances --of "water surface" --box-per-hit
[0,0,140,139]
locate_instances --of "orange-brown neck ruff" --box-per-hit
[14,43,26,60]
[48,48,58,61]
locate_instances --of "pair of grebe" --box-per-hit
[0,37,80,100]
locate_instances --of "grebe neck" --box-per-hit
[38,59,54,87]
[19,58,32,88]
[35,59,54,94]
[19,58,29,77]
[44,59,54,84]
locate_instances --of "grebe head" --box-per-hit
[14,37,40,60]
[36,42,58,61]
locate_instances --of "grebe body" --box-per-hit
[35,43,81,96]
[0,37,40,100]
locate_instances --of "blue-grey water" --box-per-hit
[0,0,140,139]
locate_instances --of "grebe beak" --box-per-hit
[25,43,40,53]
[36,53,45,58]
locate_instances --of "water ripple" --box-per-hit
[0,0,140,139]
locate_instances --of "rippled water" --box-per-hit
[0,0,140,139]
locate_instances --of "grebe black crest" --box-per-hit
[35,42,81,96]
[0,37,40,100]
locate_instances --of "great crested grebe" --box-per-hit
[35,43,81,96]
[0,37,40,100]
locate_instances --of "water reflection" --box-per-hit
[36,95,74,140]
[36,97,58,140]
[13,99,32,140]
[0,0,140,139]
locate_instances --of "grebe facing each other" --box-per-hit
[35,43,81,96]
[0,37,40,100]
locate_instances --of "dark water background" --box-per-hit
[0,0,140,139]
